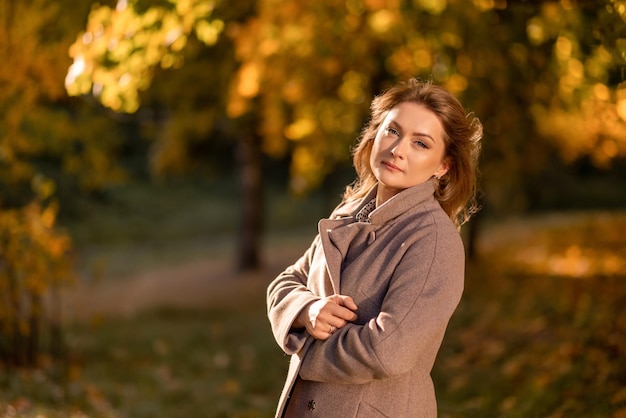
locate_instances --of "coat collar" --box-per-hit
[333,180,437,225]
[318,180,438,294]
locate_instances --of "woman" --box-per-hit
[267,78,482,417]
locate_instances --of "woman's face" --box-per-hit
[369,101,449,204]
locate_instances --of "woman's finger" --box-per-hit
[336,295,358,311]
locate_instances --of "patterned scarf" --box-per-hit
[355,198,376,223]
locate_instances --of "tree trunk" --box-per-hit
[235,134,263,272]
[27,294,40,366]
[465,209,482,261]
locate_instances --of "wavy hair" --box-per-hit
[344,79,483,228]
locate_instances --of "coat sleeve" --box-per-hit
[297,222,465,383]
[266,235,323,355]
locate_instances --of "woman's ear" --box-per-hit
[434,159,450,178]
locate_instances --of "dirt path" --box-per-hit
[59,218,511,323]
[61,241,308,323]
[61,211,621,323]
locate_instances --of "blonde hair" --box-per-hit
[344,79,483,228]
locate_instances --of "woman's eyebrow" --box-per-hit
[411,132,436,142]
[390,120,436,142]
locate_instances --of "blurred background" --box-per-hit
[1,0,626,416]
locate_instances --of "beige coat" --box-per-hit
[267,181,465,417]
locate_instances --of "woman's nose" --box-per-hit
[390,138,407,158]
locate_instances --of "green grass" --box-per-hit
[1,307,289,418]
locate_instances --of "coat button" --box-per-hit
[307,399,316,410]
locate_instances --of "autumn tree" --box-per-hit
[65,0,266,270]
[66,0,626,270]
[227,0,626,257]
[229,0,626,207]
[142,1,260,270]
[0,0,129,366]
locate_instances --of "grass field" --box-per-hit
[0,308,287,418]
[1,179,626,417]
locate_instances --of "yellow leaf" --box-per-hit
[220,378,240,395]
[285,118,316,140]
[612,387,626,405]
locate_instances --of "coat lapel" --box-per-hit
[318,217,352,294]
[316,181,436,295]
[316,187,378,294]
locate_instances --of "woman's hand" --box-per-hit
[294,295,359,340]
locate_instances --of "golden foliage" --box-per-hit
[527,2,626,165]
[66,0,626,197]
[0,1,68,185]
[0,200,73,365]
[534,87,626,166]
[478,212,626,279]
[66,0,224,113]
[0,0,124,366]
[1,0,126,195]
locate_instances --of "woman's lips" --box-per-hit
[382,161,402,172]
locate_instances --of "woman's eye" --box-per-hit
[414,140,428,149]
[386,127,400,136]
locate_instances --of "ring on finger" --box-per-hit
[329,325,335,334]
